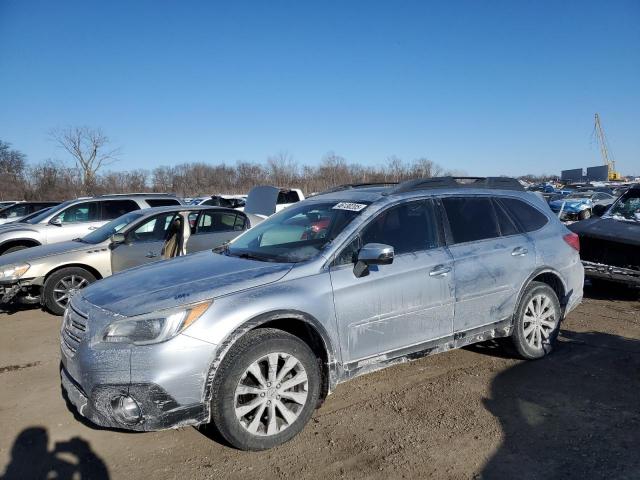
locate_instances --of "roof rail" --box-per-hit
[319,182,399,195]
[389,176,524,194]
[94,193,178,197]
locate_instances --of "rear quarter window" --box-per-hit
[499,197,548,232]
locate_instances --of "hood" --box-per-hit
[569,217,640,247]
[0,240,94,266]
[0,223,43,234]
[79,250,293,317]
[549,198,590,211]
[244,186,280,216]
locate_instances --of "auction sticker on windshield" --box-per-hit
[333,202,368,212]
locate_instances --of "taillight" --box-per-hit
[563,233,580,252]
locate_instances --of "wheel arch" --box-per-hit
[203,310,339,409]
[0,238,41,255]
[514,267,568,321]
[43,263,104,284]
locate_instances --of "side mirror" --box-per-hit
[50,217,62,226]
[592,204,607,217]
[110,232,126,244]
[354,243,394,277]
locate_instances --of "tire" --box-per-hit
[210,328,321,451]
[510,281,561,360]
[2,245,29,255]
[578,209,591,220]
[43,267,96,316]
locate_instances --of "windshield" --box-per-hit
[23,200,74,224]
[80,211,144,244]
[607,190,640,222]
[226,200,370,262]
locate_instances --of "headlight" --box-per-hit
[0,263,30,281]
[102,300,212,345]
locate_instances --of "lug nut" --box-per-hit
[276,384,281,389]
[267,400,271,406]
[260,393,265,397]
[267,382,271,387]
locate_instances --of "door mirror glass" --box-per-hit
[50,217,62,226]
[110,232,126,244]
[358,243,394,265]
[592,204,607,217]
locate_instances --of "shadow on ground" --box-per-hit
[583,280,640,301]
[0,427,109,479]
[478,330,640,479]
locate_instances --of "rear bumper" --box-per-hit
[583,261,640,285]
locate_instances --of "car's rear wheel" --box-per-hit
[210,328,320,451]
[510,281,561,360]
[43,267,96,315]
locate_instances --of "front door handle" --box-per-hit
[511,246,529,257]
[146,251,159,258]
[429,265,451,277]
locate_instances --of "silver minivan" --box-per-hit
[60,178,584,450]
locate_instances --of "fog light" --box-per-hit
[110,395,142,425]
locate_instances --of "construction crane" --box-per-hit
[593,113,622,181]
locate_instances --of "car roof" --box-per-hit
[134,205,244,216]
[311,177,528,204]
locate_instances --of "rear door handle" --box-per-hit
[511,247,528,257]
[429,265,451,277]
[146,251,159,258]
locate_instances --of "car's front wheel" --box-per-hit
[43,267,96,315]
[578,209,591,220]
[210,328,321,451]
[510,281,562,360]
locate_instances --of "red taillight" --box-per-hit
[563,233,580,252]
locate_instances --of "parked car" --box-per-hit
[196,195,247,209]
[0,194,183,256]
[60,177,583,450]
[0,205,263,314]
[241,186,305,217]
[548,191,615,221]
[569,184,640,286]
[0,201,19,209]
[0,201,60,225]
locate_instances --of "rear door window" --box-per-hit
[101,200,140,220]
[499,198,548,232]
[442,197,500,243]
[196,211,241,234]
[493,200,519,236]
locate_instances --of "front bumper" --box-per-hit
[60,297,218,431]
[583,261,640,286]
[61,364,209,431]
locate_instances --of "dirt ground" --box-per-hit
[1,284,638,480]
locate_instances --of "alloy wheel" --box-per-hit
[52,275,89,309]
[523,293,558,349]
[234,352,309,436]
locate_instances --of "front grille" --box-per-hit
[580,236,640,270]
[62,305,88,356]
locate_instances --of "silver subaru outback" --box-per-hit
[60,177,584,451]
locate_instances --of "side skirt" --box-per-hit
[339,318,513,382]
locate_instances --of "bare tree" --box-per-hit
[50,126,121,195]
[0,140,27,199]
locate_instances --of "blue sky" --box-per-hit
[1,0,638,176]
